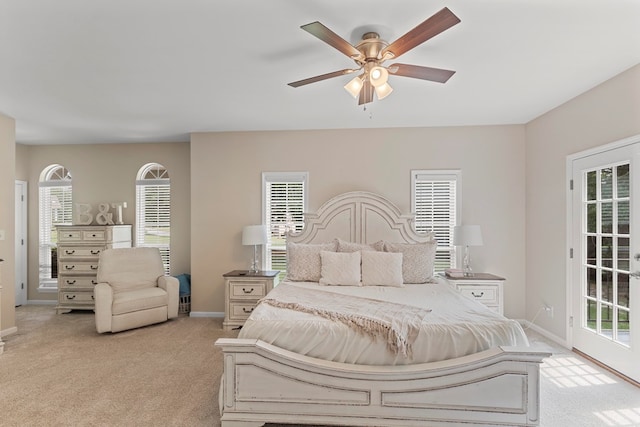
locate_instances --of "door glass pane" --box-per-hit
[618,201,630,234]
[601,168,613,199]
[586,236,597,266]
[617,164,629,198]
[601,304,613,338]
[587,267,597,298]
[587,170,597,201]
[617,310,630,347]
[586,299,597,331]
[618,273,629,308]
[617,237,629,271]
[587,203,597,233]
[601,237,613,268]
[601,270,613,303]
[601,202,613,234]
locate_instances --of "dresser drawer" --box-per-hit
[59,291,95,304]
[457,285,499,305]
[83,230,106,241]
[59,261,100,274]
[228,281,267,300]
[59,246,104,258]
[58,230,83,241]
[59,277,99,288]
[227,302,257,321]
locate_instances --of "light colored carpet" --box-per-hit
[1,306,638,427]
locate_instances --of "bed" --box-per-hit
[215,191,549,426]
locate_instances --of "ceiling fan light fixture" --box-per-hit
[369,66,389,88]
[344,75,364,98]
[375,82,393,100]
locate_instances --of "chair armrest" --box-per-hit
[158,276,180,319]
[94,282,114,333]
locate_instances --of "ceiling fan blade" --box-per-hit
[381,7,461,60]
[358,80,374,105]
[288,68,357,88]
[388,63,455,83]
[301,21,363,60]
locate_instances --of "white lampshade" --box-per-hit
[375,82,393,100]
[453,225,483,246]
[344,75,364,98]
[242,225,268,246]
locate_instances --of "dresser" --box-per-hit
[443,273,505,315]
[56,225,132,314]
[223,270,280,330]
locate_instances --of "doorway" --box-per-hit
[570,137,640,382]
[15,180,27,306]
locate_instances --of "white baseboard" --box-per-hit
[25,300,57,305]
[518,319,570,349]
[1,326,18,337]
[189,311,224,318]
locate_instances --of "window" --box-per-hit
[262,172,308,279]
[412,170,460,273]
[136,163,171,274]
[39,164,73,290]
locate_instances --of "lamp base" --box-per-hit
[249,245,259,274]
[462,245,474,277]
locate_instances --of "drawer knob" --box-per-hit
[91,265,98,270]
[242,287,254,294]
[91,250,101,255]
[67,234,73,237]
[65,295,76,300]
[65,265,75,270]
[92,280,98,285]
[65,250,75,255]
[66,280,76,285]
[91,234,97,237]
[242,307,254,313]
[471,291,484,298]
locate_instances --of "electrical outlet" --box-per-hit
[543,303,554,318]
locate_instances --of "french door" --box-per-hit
[571,141,640,382]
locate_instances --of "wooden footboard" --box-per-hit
[215,338,550,427]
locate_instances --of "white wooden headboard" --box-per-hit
[287,191,434,245]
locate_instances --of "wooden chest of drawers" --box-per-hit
[56,225,131,314]
[223,270,279,330]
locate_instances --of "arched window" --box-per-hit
[136,163,171,274]
[39,164,73,289]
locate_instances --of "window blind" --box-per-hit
[412,171,459,272]
[136,180,171,274]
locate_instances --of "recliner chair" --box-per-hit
[94,247,179,333]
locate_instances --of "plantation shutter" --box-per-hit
[39,178,72,285]
[136,178,171,274]
[263,173,307,279]
[412,171,459,272]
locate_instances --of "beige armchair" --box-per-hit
[94,247,179,333]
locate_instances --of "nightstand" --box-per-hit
[443,273,505,315]
[223,270,280,330]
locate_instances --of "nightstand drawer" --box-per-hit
[229,281,266,299]
[228,302,257,321]
[457,285,499,305]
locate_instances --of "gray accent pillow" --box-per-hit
[336,238,384,253]
[383,241,437,284]
[286,241,338,282]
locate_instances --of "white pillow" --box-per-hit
[319,250,361,286]
[286,241,337,282]
[335,238,384,253]
[383,241,437,284]
[361,251,404,287]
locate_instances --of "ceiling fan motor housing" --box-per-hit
[355,32,389,65]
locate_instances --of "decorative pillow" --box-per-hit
[286,241,337,282]
[361,251,404,287]
[336,238,384,253]
[383,241,437,284]
[319,251,361,286]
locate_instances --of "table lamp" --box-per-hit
[242,225,268,273]
[453,225,483,277]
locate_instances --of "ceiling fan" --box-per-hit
[288,7,461,105]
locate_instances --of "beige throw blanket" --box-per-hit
[257,284,431,358]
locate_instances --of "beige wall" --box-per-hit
[525,64,640,340]
[191,126,527,316]
[0,112,16,332]
[21,142,191,301]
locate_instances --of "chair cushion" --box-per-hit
[112,287,168,315]
[97,248,165,292]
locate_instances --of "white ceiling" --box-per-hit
[1,0,639,145]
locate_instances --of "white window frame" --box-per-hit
[136,163,171,275]
[262,172,308,277]
[411,169,461,273]
[39,164,73,291]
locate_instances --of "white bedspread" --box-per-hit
[239,277,529,365]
